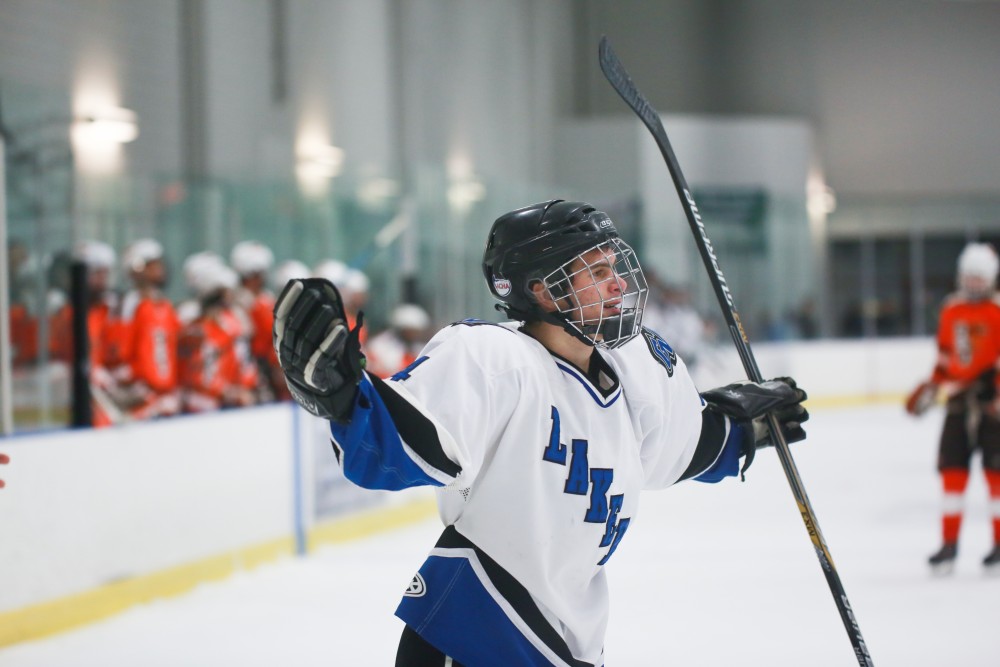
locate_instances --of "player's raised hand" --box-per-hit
[273,278,365,422]
[701,377,809,448]
[0,452,9,489]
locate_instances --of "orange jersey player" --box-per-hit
[116,239,182,420]
[72,240,124,427]
[930,297,1000,390]
[179,263,257,412]
[230,240,281,401]
[907,242,1000,574]
[267,259,311,400]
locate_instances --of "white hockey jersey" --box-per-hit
[329,320,741,667]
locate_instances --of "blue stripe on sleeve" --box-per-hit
[329,377,446,491]
[694,419,746,483]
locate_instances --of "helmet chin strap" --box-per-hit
[499,301,600,348]
[544,310,600,348]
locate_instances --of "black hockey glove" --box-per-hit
[273,278,366,423]
[701,377,809,476]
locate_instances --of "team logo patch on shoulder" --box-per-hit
[404,572,426,597]
[641,328,676,376]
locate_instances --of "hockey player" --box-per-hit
[177,251,227,326]
[906,242,1000,573]
[273,200,808,667]
[272,259,311,294]
[71,240,124,426]
[230,240,278,401]
[116,239,182,420]
[365,303,432,378]
[178,263,257,412]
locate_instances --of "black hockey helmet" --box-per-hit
[482,200,648,348]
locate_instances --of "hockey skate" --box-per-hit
[928,542,958,575]
[983,544,1000,574]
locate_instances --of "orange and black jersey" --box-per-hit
[932,293,1000,386]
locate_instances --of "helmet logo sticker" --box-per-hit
[493,276,512,296]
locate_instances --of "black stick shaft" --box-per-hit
[598,36,874,666]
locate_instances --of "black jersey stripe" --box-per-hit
[436,526,597,667]
[368,373,463,478]
[678,408,729,481]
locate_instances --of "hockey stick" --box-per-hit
[598,37,874,666]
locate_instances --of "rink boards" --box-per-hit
[0,336,934,646]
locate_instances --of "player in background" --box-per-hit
[269,259,311,400]
[313,259,369,348]
[177,251,227,326]
[906,242,1000,574]
[313,258,348,290]
[273,199,809,667]
[273,259,311,294]
[230,240,278,402]
[116,239,182,420]
[340,268,370,346]
[7,251,67,367]
[71,241,124,426]
[178,263,257,412]
[365,303,432,378]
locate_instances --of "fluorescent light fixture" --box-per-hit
[72,106,139,145]
[296,144,344,180]
[447,178,485,214]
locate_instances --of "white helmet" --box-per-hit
[313,259,348,287]
[271,259,310,293]
[958,243,999,300]
[230,240,275,277]
[958,243,999,283]
[122,239,164,273]
[192,263,238,298]
[72,240,115,270]
[182,251,226,293]
[391,304,430,331]
[342,268,370,296]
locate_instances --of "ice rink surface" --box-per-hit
[2,403,999,666]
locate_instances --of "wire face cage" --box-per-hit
[542,237,647,349]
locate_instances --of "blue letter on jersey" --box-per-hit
[564,440,590,495]
[543,406,567,464]
[584,469,614,523]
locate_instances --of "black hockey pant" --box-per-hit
[395,625,467,667]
